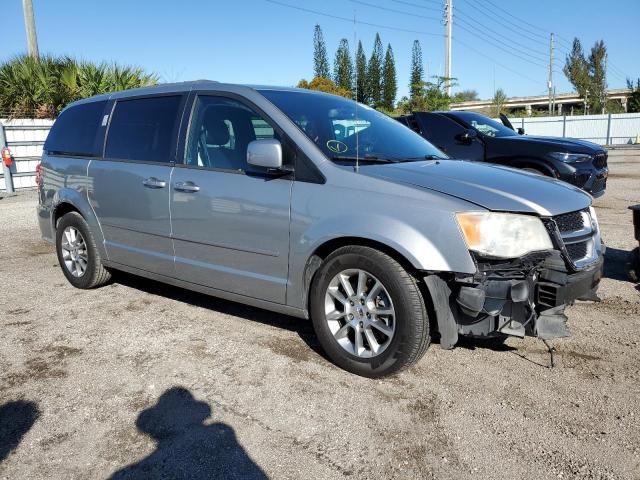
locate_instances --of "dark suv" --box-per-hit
[397,111,608,197]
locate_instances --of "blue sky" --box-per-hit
[2,0,638,100]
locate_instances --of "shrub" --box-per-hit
[0,55,158,118]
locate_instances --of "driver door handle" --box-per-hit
[142,177,167,189]
[174,181,200,193]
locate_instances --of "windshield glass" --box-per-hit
[453,112,518,138]
[258,89,447,163]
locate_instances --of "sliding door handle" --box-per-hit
[174,181,200,193]
[142,177,167,189]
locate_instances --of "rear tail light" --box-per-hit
[35,162,43,189]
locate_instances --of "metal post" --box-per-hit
[444,0,453,96]
[548,33,554,115]
[0,122,15,193]
[22,0,39,58]
[605,113,612,145]
[562,115,567,138]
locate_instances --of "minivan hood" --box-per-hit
[361,160,591,216]
[500,135,604,153]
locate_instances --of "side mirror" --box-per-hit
[456,129,477,143]
[517,127,525,135]
[247,139,283,170]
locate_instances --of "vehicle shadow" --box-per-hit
[111,272,328,361]
[109,387,267,479]
[0,400,40,463]
[603,246,632,281]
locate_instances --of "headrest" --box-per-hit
[204,117,230,146]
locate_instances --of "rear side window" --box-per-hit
[44,100,107,157]
[105,96,182,163]
[419,114,466,145]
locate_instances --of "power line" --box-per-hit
[455,22,548,69]
[348,0,440,22]
[264,0,444,37]
[453,37,545,88]
[477,0,553,40]
[455,14,549,63]
[391,0,441,13]
[458,0,556,55]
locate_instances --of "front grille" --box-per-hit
[593,152,608,169]
[555,210,585,233]
[550,208,599,269]
[565,241,588,260]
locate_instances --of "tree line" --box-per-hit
[298,25,478,114]
[299,25,397,112]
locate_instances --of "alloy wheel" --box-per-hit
[324,269,396,358]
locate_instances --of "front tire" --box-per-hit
[55,212,111,289]
[309,246,430,377]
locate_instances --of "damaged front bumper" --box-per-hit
[425,250,604,349]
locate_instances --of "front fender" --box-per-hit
[302,213,466,273]
[287,204,476,310]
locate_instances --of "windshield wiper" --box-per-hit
[405,154,448,161]
[330,155,401,164]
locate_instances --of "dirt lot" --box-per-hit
[1,150,639,479]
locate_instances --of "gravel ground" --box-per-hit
[1,150,639,479]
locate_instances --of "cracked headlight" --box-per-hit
[547,152,592,163]
[456,212,553,259]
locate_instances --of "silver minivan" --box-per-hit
[37,81,604,377]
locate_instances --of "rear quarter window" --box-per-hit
[420,114,465,144]
[44,100,108,157]
[105,95,182,163]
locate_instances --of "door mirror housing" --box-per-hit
[517,127,525,135]
[247,139,283,170]
[456,129,478,144]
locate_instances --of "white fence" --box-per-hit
[0,119,53,191]
[508,112,640,146]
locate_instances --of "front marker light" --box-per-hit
[456,212,553,259]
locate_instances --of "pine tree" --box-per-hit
[563,38,590,100]
[355,40,368,103]
[410,40,424,102]
[381,44,397,110]
[313,24,330,79]
[333,38,354,95]
[588,40,607,113]
[367,33,384,108]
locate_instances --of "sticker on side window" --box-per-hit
[101,114,109,127]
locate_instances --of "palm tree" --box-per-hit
[0,55,158,118]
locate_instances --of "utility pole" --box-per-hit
[548,32,554,115]
[444,0,453,96]
[22,0,39,59]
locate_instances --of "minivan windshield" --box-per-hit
[452,112,519,138]
[259,89,447,164]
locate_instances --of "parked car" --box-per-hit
[38,82,604,377]
[396,111,608,197]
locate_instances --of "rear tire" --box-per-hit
[55,212,111,289]
[309,246,430,377]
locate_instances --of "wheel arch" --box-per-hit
[53,201,83,228]
[302,236,425,314]
[51,189,107,258]
[500,156,557,177]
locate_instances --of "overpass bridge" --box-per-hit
[451,88,632,115]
